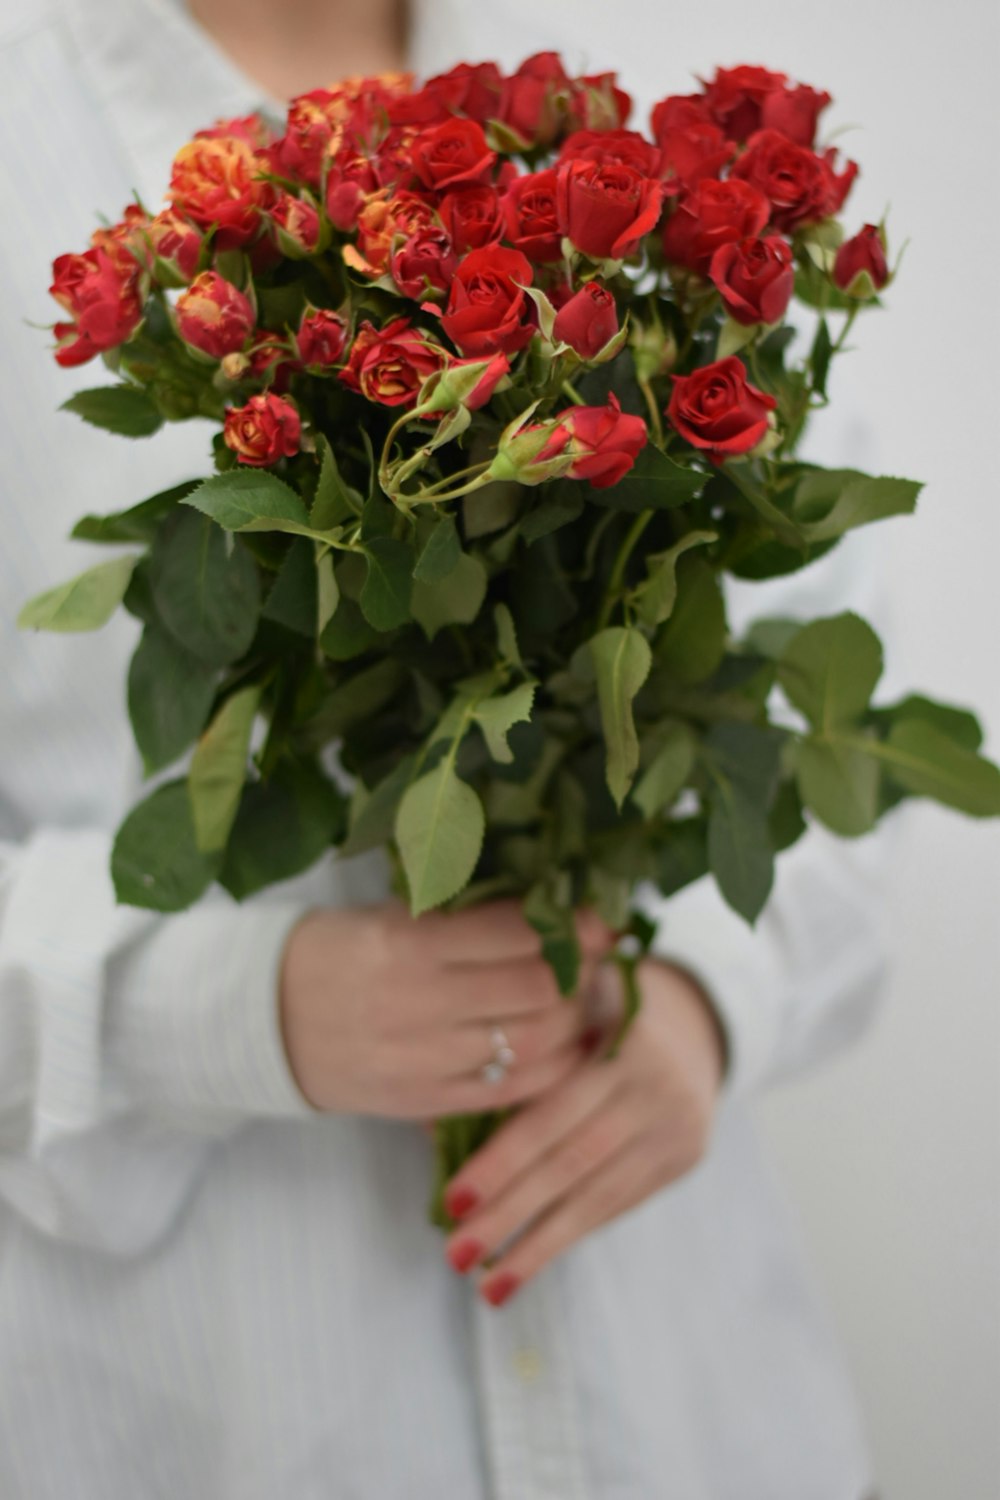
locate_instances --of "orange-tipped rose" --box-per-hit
[49,248,144,367]
[223,393,302,466]
[176,271,254,359]
[169,135,274,249]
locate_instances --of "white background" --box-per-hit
[414,2,1000,1494]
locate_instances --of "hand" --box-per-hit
[441,957,727,1304]
[278,899,615,1120]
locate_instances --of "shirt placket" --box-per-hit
[473,1273,590,1500]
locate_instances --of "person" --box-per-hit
[0,1,886,1495]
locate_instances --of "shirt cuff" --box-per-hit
[107,896,318,1124]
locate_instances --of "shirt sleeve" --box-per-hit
[0,825,315,1256]
[634,530,897,1107]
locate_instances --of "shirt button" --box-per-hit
[513,1347,543,1384]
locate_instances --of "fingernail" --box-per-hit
[481,1272,520,1308]
[580,1025,603,1056]
[444,1183,479,1220]
[447,1238,484,1274]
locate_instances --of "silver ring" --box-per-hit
[480,1026,517,1085]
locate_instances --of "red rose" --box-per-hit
[731,129,857,230]
[558,394,648,488]
[832,224,890,295]
[666,356,777,461]
[709,235,794,325]
[701,65,788,142]
[168,134,274,249]
[271,193,321,255]
[175,271,254,359]
[760,83,831,148]
[498,52,569,147]
[424,352,511,414]
[553,281,619,358]
[339,318,446,407]
[439,185,503,253]
[410,117,496,190]
[324,153,382,232]
[650,94,714,136]
[502,169,562,263]
[661,179,771,272]
[147,209,202,282]
[440,246,536,358]
[557,159,664,261]
[391,227,457,300]
[655,123,734,193]
[223,393,301,466]
[296,308,348,368]
[424,61,503,123]
[557,129,660,178]
[566,72,631,133]
[49,248,144,367]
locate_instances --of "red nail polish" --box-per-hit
[580,1025,602,1056]
[444,1184,479,1220]
[482,1272,520,1308]
[447,1238,484,1274]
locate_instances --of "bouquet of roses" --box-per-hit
[21,55,1000,1218]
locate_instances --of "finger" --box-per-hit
[426,951,596,1025]
[436,1037,590,1118]
[443,997,594,1078]
[445,1091,639,1271]
[437,901,615,969]
[442,1049,621,1221]
[475,1134,668,1305]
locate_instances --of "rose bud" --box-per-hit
[709,235,794,326]
[567,72,631,133]
[760,83,832,149]
[666,355,777,462]
[502,170,562,264]
[661,179,771,273]
[423,61,504,124]
[440,245,536,358]
[391,227,458,301]
[553,281,620,359]
[498,51,570,148]
[700,64,789,142]
[439,185,503,254]
[223,393,301,466]
[556,158,664,263]
[49,248,144,367]
[175,271,254,359]
[730,129,857,231]
[296,308,348,368]
[559,394,648,488]
[271,193,321,257]
[148,209,203,283]
[420,353,511,413]
[339,318,446,408]
[832,224,890,298]
[487,415,574,487]
[410,117,497,190]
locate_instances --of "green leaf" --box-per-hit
[494,603,521,666]
[869,694,983,752]
[340,753,419,858]
[150,510,260,666]
[796,736,880,836]
[877,721,1000,817]
[707,782,774,924]
[631,722,696,818]
[72,481,199,544]
[472,683,536,764]
[655,558,726,684]
[319,594,380,659]
[302,659,405,744]
[395,761,485,915]
[188,685,261,853]
[127,621,218,775]
[316,551,339,636]
[656,818,708,898]
[589,626,653,808]
[810,316,834,400]
[184,469,312,534]
[778,612,883,730]
[633,530,717,629]
[523,880,581,996]
[220,758,346,900]
[359,535,413,630]
[413,514,461,582]
[704,721,786,806]
[261,540,318,637]
[111,781,218,912]
[519,483,585,543]
[592,442,705,512]
[793,470,922,543]
[18,553,137,632]
[312,434,363,528]
[744,616,802,660]
[62,385,163,438]
[411,550,487,639]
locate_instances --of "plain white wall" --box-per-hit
[413,3,1000,1494]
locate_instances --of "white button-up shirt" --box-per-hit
[0,2,887,1495]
